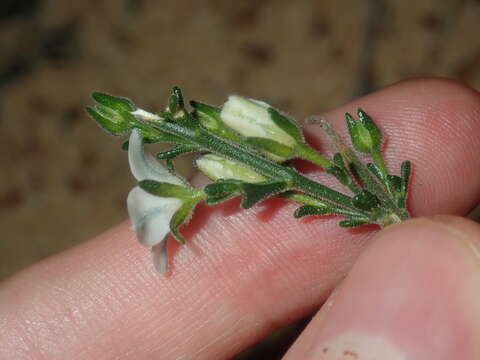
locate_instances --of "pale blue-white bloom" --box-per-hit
[127,129,187,273]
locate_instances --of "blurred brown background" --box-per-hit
[1,0,480,358]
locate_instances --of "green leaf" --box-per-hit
[240,181,288,209]
[401,160,411,195]
[157,144,200,159]
[92,92,136,112]
[326,165,349,185]
[339,217,369,227]
[267,107,303,142]
[294,204,332,218]
[205,180,288,209]
[139,180,191,198]
[333,153,346,169]
[352,190,380,211]
[387,175,402,193]
[366,162,385,181]
[121,140,129,151]
[245,137,294,158]
[204,181,240,205]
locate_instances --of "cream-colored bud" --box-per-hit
[196,154,266,183]
[220,96,297,161]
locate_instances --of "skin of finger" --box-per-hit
[1,79,480,360]
[283,216,480,360]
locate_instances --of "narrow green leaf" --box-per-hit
[294,204,332,218]
[92,92,136,112]
[333,153,346,169]
[240,181,288,209]
[387,175,402,193]
[204,181,240,205]
[352,190,380,211]
[326,165,349,185]
[366,162,385,181]
[267,107,303,142]
[339,217,369,227]
[246,137,294,158]
[401,160,411,194]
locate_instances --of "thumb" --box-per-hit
[283,216,480,360]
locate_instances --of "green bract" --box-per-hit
[86,86,412,274]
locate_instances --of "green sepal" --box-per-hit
[245,137,294,158]
[346,113,371,153]
[267,107,303,142]
[352,190,380,211]
[171,86,185,110]
[121,140,129,151]
[157,144,200,159]
[346,110,382,154]
[92,92,136,112]
[339,217,369,227]
[357,108,382,149]
[204,181,240,205]
[138,180,191,198]
[169,201,196,244]
[166,158,175,172]
[85,106,132,136]
[294,204,332,218]
[191,100,242,142]
[138,180,204,244]
[190,100,221,122]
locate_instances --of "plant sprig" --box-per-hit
[86,87,411,272]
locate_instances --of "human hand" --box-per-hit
[2,78,480,359]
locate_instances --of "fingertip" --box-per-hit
[285,216,480,359]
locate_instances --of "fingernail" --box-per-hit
[306,218,480,359]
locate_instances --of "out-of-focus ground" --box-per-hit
[1,1,480,358]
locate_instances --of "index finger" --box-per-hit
[2,78,480,360]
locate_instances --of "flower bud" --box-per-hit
[196,154,266,183]
[345,109,382,154]
[220,95,302,161]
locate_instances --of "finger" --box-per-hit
[283,216,480,359]
[2,79,480,360]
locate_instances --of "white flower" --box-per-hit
[127,129,187,273]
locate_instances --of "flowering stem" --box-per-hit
[296,143,334,168]
[145,119,359,211]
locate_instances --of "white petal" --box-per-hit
[128,129,184,185]
[151,241,169,274]
[127,186,182,246]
